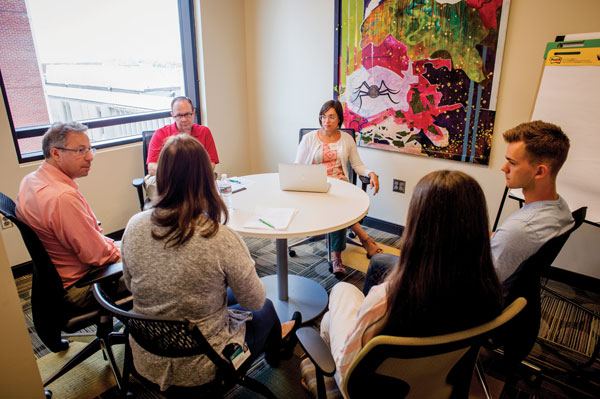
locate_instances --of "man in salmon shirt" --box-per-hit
[16,122,122,315]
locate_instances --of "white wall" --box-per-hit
[243,0,600,278]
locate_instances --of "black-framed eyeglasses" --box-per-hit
[55,147,97,156]
[173,112,194,119]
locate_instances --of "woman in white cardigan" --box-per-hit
[295,100,381,276]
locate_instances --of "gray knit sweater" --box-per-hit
[121,210,266,390]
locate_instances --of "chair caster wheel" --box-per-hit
[348,231,356,239]
[289,250,297,257]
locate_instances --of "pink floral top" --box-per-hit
[312,139,348,182]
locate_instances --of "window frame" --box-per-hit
[1,0,200,164]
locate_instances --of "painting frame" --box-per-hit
[333,0,511,165]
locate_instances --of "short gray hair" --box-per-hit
[42,122,88,159]
[170,96,194,111]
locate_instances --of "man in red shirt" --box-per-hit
[144,96,219,200]
[16,122,121,313]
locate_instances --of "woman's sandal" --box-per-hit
[360,237,383,259]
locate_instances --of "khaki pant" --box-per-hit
[143,174,158,206]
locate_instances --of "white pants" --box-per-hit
[320,282,365,366]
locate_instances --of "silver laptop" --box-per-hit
[279,163,330,193]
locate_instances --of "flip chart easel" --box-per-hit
[532,38,600,224]
[494,37,600,229]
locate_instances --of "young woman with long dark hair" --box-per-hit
[318,170,503,392]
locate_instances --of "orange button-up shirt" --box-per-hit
[16,161,120,288]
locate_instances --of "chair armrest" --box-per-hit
[132,177,146,210]
[132,177,144,188]
[296,327,336,376]
[75,262,124,288]
[358,175,370,191]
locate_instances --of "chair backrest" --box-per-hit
[342,297,527,399]
[141,130,155,176]
[500,206,587,366]
[299,128,358,186]
[0,192,69,351]
[92,284,234,373]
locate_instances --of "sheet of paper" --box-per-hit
[229,176,254,193]
[243,207,297,230]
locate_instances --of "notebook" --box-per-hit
[278,163,330,193]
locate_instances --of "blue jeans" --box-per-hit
[227,288,282,362]
[363,253,399,295]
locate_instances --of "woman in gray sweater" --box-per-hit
[122,134,300,391]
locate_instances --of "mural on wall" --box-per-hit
[335,0,510,164]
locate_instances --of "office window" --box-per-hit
[0,0,198,162]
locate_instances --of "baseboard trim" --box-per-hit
[11,228,126,279]
[362,216,404,237]
[546,267,600,294]
[11,262,32,279]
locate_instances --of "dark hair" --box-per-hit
[170,96,194,111]
[318,100,344,128]
[503,120,570,176]
[381,170,503,337]
[42,122,88,158]
[151,135,227,247]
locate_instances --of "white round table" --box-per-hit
[227,173,370,322]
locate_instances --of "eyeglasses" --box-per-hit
[55,147,97,156]
[173,112,194,119]
[320,115,338,121]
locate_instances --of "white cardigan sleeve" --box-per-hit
[295,130,319,164]
[342,133,372,178]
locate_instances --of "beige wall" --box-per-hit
[198,0,252,178]
[243,0,600,278]
[244,0,335,173]
[0,232,44,398]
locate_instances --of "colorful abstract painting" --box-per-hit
[335,0,510,164]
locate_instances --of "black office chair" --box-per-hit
[0,192,130,395]
[132,130,155,210]
[288,128,372,260]
[91,284,277,399]
[477,207,588,398]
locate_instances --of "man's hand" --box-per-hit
[148,162,158,176]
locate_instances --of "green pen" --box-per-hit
[229,178,241,183]
[258,218,275,229]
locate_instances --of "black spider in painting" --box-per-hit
[351,80,401,111]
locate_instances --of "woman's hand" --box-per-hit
[368,172,379,195]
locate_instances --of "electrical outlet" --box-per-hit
[392,179,406,193]
[1,216,14,230]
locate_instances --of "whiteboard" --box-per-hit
[531,64,600,223]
